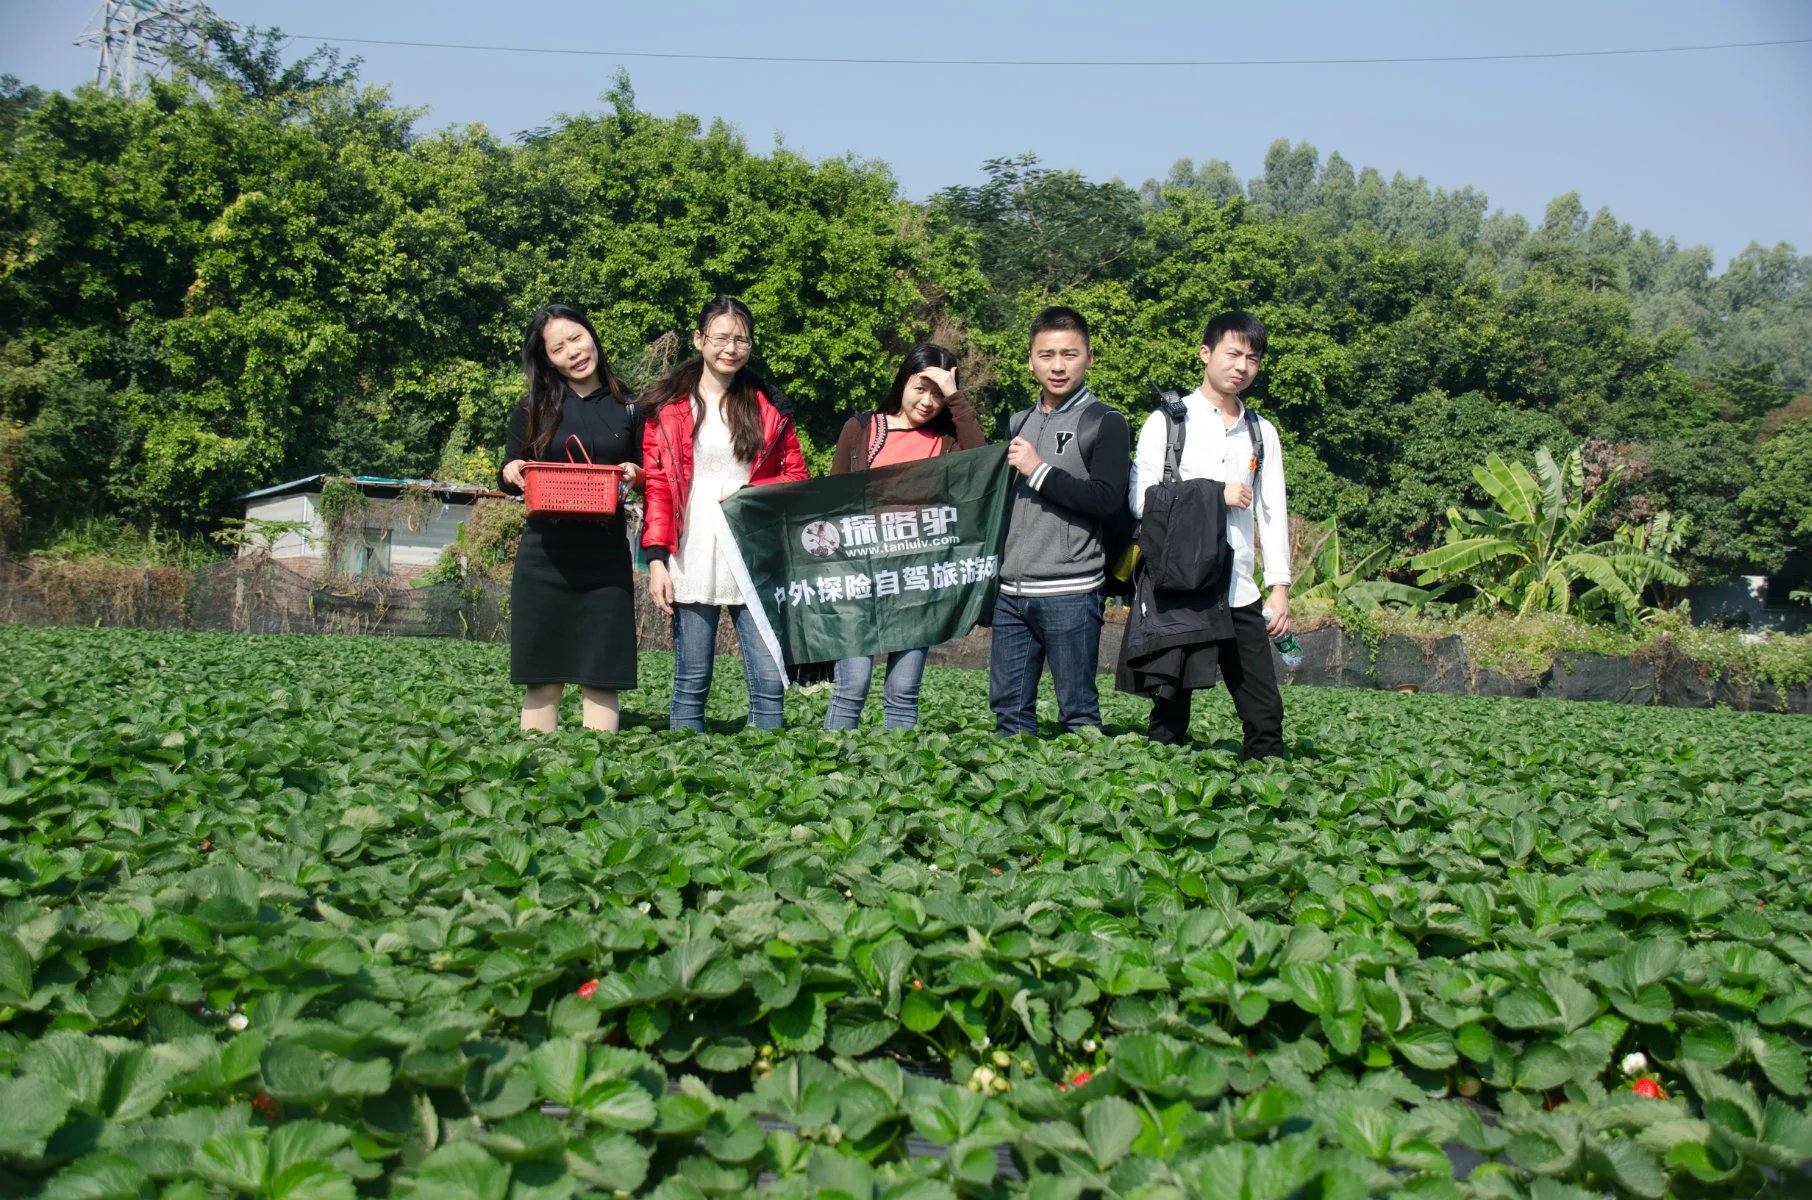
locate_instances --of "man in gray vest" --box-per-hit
[992,306,1132,734]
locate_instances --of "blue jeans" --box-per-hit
[670,602,786,731]
[824,648,929,731]
[988,589,1104,735]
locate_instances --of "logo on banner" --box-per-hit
[800,520,840,558]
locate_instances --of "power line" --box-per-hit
[282,34,1811,69]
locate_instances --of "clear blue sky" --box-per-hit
[7,1,1809,267]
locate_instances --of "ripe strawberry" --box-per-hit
[251,1092,282,1120]
[1632,1076,1667,1100]
[1070,1070,1093,1087]
[576,978,599,1001]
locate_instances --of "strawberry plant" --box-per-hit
[0,623,1808,1197]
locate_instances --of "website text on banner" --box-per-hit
[720,444,1013,672]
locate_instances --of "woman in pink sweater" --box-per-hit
[823,343,985,730]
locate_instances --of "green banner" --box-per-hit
[720,445,1012,669]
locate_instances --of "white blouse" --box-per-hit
[669,396,754,606]
[1128,389,1291,608]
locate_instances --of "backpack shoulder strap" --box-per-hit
[1157,390,1189,486]
[1242,407,1265,482]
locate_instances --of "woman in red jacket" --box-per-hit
[641,296,809,731]
[822,343,984,730]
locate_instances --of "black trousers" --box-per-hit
[1147,601,1285,759]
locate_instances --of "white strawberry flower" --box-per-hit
[227,1012,249,1033]
[1620,1051,1648,1076]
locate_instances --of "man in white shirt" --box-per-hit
[1126,311,1291,757]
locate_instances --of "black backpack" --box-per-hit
[1144,389,1265,487]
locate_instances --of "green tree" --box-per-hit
[1140,156,1242,209]
[526,79,961,456]
[174,19,361,107]
[0,336,123,538]
[0,74,44,141]
[1489,269,1704,439]
[1697,362,1791,421]
[1740,418,1812,571]
[0,60,966,532]
[931,153,1143,316]
[1627,428,1767,579]
[1362,392,1575,553]
[1312,152,1355,226]
[1706,243,1812,393]
[1479,211,1531,275]
[2,51,1804,575]
[1247,139,1318,217]
[0,418,22,551]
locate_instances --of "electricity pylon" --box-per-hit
[76,0,215,94]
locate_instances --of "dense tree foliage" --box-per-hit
[0,46,1806,585]
[1742,417,1812,573]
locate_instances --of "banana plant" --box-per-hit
[1406,449,1687,623]
[1292,523,1440,611]
[1579,511,1694,624]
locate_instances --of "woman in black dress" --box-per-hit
[498,304,644,731]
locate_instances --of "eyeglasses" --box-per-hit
[703,334,752,349]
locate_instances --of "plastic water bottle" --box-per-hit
[1262,608,1302,670]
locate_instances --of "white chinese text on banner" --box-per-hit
[719,445,1012,673]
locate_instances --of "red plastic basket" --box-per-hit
[521,435,624,521]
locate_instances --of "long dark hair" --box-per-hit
[868,342,960,463]
[520,303,629,455]
[878,342,959,418]
[641,296,766,464]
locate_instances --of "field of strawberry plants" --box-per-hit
[2,623,1809,1199]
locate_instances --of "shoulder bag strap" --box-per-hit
[1158,390,1189,486]
[1242,407,1265,482]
